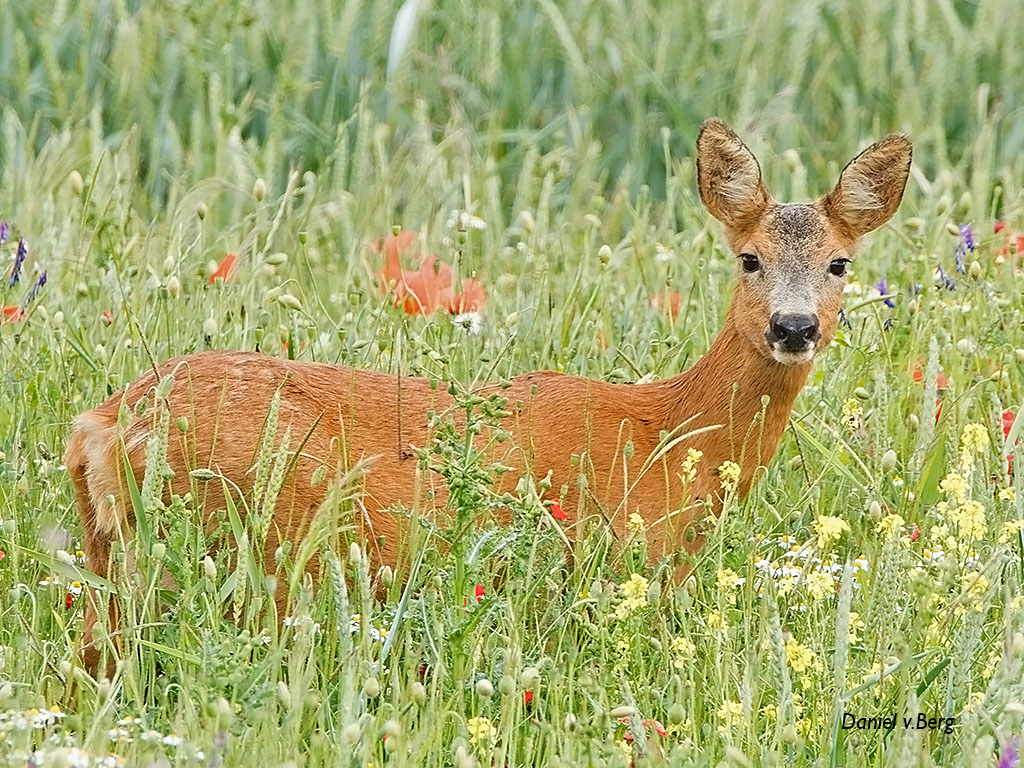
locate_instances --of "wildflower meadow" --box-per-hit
[2,1,1024,766]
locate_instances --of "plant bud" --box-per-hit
[499,675,515,696]
[277,681,291,705]
[278,293,302,311]
[150,542,166,560]
[176,416,189,433]
[253,178,267,201]
[881,449,897,472]
[475,678,494,698]
[563,713,578,731]
[410,681,426,705]
[609,705,637,718]
[69,170,84,196]
[196,201,208,220]
[853,386,870,400]
[266,251,288,266]
[363,677,381,698]
[203,317,219,337]
[379,565,394,588]
[969,260,981,279]
[598,244,612,265]
[203,556,217,582]
[166,275,181,298]
[52,310,64,328]
[668,702,686,724]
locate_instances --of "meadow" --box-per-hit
[2,0,1024,765]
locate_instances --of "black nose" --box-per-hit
[769,313,820,351]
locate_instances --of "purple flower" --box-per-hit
[0,222,8,244]
[934,264,956,291]
[997,738,1018,768]
[954,222,974,273]
[20,270,46,311]
[838,307,852,329]
[875,277,895,308]
[8,236,26,287]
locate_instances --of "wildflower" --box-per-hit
[841,398,863,432]
[847,611,864,644]
[995,220,1006,234]
[933,264,956,290]
[954,222,974,273]
[101,309,114,326]
[877,513,905,538]
[960,423,989,456]
[2,305,23,323]
[649,291,681,319]
[627,512,645,535]
[32,706,66,728]
[785,638,817,676]
[453,311,483,335]
[680,448,702,483]
[838,307,852,328]
[874,277,895,308]
[210,253,237,283]
[447,278,487,314]
[670,636,695,670]
[8,236,27,287]
[466,715,494,746]
[654,242,674,262]
[716,700,744,734]
[620,717,668,741]
[804,569,835,600]
[716,568,744,592]
[19,270,47,313]
[906,523,920,543]
[614,573,649,620]
[939,471,968,502]
[547,500,568,521]
[162,734,184,747]
[996,739,1017,768]
[706,609,726,629]
[717,460,740,493]
[951,500,986,539]
[814,515,850,550]
[999,487,1016,504]
[0,221,7,243]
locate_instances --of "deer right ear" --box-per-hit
[696,118,770,232]
[821,133,912,240]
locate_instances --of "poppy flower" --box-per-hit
[1017,235,1024,254]
[65,592,74,611]
[548,501,568,521]
[912,362,948,390]
[210,253,237,283]
[475,584,485,603]
[995,220,1006,234]
[2,305,22,323]
[101,310,114,326]
[906,523,920,543]
[447,278,487,314]
[619,717,668,741]
[649,292,681,319]
[523,690,533,706]
[1004,409,1018,474]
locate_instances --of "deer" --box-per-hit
[65,118,911,673]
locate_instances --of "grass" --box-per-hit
[2,0,1024,765]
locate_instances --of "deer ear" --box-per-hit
[697,118,770,232]
[821,133,912,239]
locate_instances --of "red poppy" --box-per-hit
[619,717,668,741]
[447,278,487,314]
[649,292,681,319]
[906,523,920,543]
[995,220,1006,234]
[65,593,74,611]
[0,549,5,561]
[2,305,22,323]
[211,253,237,283]
[1017,235,1024,254]
[548,501,568,521]
[475,584,485,603]
[1003,410,1016,440]
[101,310,114,326]
[523,690,533,706]
[912,362,948,390]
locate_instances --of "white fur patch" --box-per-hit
[840,171,881,211]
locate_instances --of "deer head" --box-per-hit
[696,118,912,366]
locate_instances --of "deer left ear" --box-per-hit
[821,133,913,239]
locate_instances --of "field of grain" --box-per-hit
[2,1,1024,766]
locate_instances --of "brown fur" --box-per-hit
[65,119,911,672]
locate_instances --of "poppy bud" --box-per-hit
[196,202,208,220]
[969,260,981,279]
[203,317,219,337]
[363,677,381,698]
[253,178,267,201]
[278,293,302,312]
[881,449,897,472]
[266,252,288,266]
[475,678,494,698]
[69,170,84,196]
[499,675,515,696]
[176,417,189,433]
[668,703,686,725]
[150,542,166,560]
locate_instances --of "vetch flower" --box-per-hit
[954,222,974,273]
[8,236,27,287]
[874,277,895,308]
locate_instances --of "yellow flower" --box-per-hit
[999,519,1024,544]
[963,572,989,608]
[613,573,649,619]
[785,639,816,675]
[467,716,495,746]
[716,568,743,592]
[951,500,986,539]
[718,461,741,493]
[716,700,745,734]
[681,448,703,483]
[670,636,695,670]
[876,513,905,538]
[963,691,986,713]
[847,611,864,644]
[626,512,646,535]
[804,570,835,600]
[999,487,1016,503]
[961,424,989,454]
[842,398,864,431]
[939,471,968,503]
[707,609,726,630]
[814,515,850,549]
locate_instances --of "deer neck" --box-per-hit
[663,303,812,493]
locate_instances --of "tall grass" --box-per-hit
[1,0,1024,766]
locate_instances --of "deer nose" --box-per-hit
[769,313,820,351]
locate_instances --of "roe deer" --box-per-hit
[65,118,911,671]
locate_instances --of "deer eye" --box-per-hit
[739,253,760,273]
[829,258,850,277]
